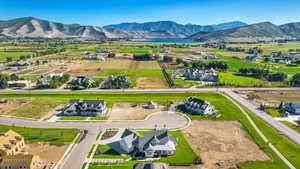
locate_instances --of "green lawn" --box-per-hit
[99,69,163,77]
[218,56,258,71]
[0,51,34,62]
[174,51,193,55]
[266,108,282,117]
[5,98,66,119]
[89,164,133,169]
[59,116,87,120]
[281,121,300,134]
[90,116,108,120]
[218,72,261,87]
[94,145,131,159]
[0,125,78,144]
[273,67,300,78]
[118,48,159,54]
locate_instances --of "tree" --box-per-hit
[82,79,92,88]
[290,73,300,87]
[10,74,19,81]
[183,61,190,67]
[6,57,13,62]
[163,56,173,62]
[108,53,116,58]
[0,75,8,89]
[267,72,287,82]
[176,58,182,65]
[19,55,26,60]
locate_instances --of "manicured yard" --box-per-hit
[93,145,130,159]
[0,125,78,144]
[218,72,261,87]
[281,121,300,134]
[266,108,282,117]
[59,116,87,120]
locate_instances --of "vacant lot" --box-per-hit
[66,60,102,76]
[5,98,66,119]
[26,142,69,165]
[136,77,166,88]
[172,120,269,169]
[0,98,32,114]
[99,59,160,69]
[109,102,164,120]
[237,90,300,106]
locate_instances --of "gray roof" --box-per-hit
[290,102,300,109]
[136,130,176,151]
[134,163,169,169]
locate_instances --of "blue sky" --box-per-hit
[0,0,299,26]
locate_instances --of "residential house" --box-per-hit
[118,129,177,158]
[272,57,292,64]
[62,99,108,117]
[184,68,218,82]
[204,55,218,60]
[83,55,106,61]
[284,102,300,116]
[183,96,215,115]
[192,51,206,55]
[40,72,63,79]
[71,76,95,87]
[0,130,25,157]
[133,163,169,169]
[147,101,158,109]
[96,49,112,54]
[0,154,42,169]
[81,51,91,55]
[245,56,260,61]
[100,76,131,89]
[7,80,31,88]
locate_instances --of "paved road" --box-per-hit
[0,112,188,169]
[223,89,300,146]
[1,88,300,169]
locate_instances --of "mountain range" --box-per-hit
[1,17,300,42]
[103,21,247,37]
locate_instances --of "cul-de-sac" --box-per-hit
[1,1,300,169]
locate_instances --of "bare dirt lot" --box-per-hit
[136,77,166,88]
[108,102,165,120]
[66,60,102,76]
[99,59,160,69]
[172,120,270,169]
[0,98,32,115]
[26,142,68,164]
[236,90,300,107]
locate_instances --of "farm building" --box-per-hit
[183,96,215,115]
[62,99,108,116]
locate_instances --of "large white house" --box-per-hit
[183,96,215,115]
[117,129,177,159]
[62,99,107,116]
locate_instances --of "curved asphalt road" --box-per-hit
[0,112,188,169]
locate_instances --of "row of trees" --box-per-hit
[36,74,70,89]
[239,68,288,82]
[191,61,229,72]
[0,73,20,89]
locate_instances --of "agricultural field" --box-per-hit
[0,51,35,62]
[228,42,300,55]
